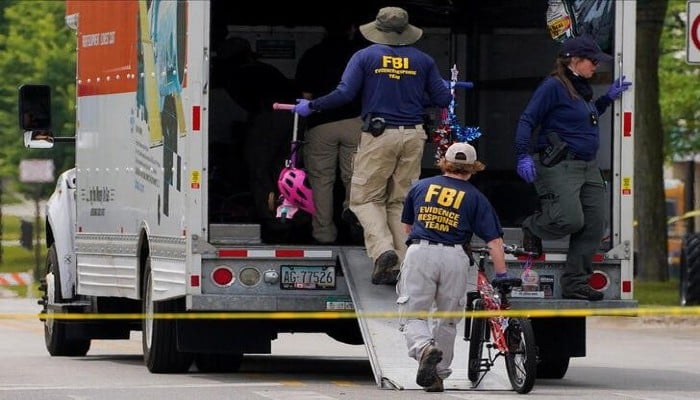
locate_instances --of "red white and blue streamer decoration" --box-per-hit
[432,65,482,160]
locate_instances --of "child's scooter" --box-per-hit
[271,103,315,220]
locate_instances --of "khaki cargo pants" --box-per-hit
[349,125,426,264]
[303,117,362,243]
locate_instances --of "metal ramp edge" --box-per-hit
[337,247,513,391]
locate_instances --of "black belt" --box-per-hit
[409,239,455,247]
[564,152,585,160]
[536,149,589,161]
[385,124,422,129]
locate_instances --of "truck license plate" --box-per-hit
[280,266,335,289]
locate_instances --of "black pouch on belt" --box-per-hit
[362,113,386,137]
[540,132,569,167]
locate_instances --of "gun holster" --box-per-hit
[362,114,386,137]
[540,132,569,167]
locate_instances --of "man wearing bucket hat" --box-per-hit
[514,34,632,301]
[292,7,452,285]
[398,142,509,392]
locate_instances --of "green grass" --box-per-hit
[634,279,680,306]
[0,213,46,273]
[0,245,44,272]
[1,214,46,297]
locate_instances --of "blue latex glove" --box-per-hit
[516,155,536,183]
[606,76,632,100]
[293,99,314,117]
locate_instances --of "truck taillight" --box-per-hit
[211,266,235,287]
[238,267,261,287]
[588,270,609,291]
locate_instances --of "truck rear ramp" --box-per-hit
[339,247,511,390]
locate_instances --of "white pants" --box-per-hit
[397,241,476,379]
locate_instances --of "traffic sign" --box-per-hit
[19,159,54,183]
[688,0,700,64]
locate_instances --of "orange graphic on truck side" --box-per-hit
[67,0,139,96]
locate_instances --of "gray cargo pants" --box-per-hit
[397,241,476,380]
[523,156,606,294]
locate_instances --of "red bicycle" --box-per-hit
[464,243,538,394]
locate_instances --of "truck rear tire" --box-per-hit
[142,256,193,373]
[681,233,700,305]
[43,244,91,357]
[536,356,569,379]
[194,353,243,373]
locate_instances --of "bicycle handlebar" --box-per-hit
[468,244,539,258]
[274,81,473,111]
[449,81,474,89]
[272,103,295,111]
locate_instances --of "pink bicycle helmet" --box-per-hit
[277,167,315,215]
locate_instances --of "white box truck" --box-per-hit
[19,0,636,388]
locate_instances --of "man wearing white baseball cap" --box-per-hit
[397,142,509,392]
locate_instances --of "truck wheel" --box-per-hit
[142,256,193,373]
[194,353,243,373]
[681,233,700,305]
[536,356,569,379]
[326,320,364,345]
[43,244,91,356]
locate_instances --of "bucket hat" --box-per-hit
[359,7,423,46]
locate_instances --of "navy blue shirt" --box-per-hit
[402,175,504,246]
[295,36,364,129]
[311,44,452,126]
[514,76,613,161]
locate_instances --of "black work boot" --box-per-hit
[521,227,542,256]
[371,250,398,284]
[563,286,604,301]
[416,344,443,388]
[423,376,444,392]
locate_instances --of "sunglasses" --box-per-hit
[586,57,600,66]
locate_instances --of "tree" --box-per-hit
[0,0,75,198]
[635,0,670,281]
[660,1,700,158]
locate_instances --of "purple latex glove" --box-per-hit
[293,99,314,117]
[605,76,632,100]
[516,155,536,183]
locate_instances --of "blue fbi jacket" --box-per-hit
[311,44,452,125]
[514,76,613,161]
[402,175,504,246]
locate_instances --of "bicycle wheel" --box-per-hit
[504,317,537,394]
[467,299,486,383]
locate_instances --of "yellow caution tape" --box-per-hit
[3,306,700,321]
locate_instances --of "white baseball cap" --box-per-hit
[445,142,477,165]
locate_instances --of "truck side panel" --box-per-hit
[70,0,203,301]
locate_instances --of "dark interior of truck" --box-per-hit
[207,0,614,246]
